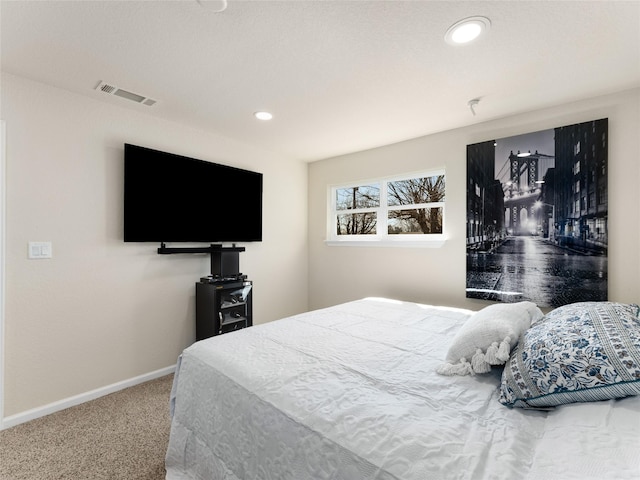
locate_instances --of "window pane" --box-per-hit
[388,207,443,234]
[336,184,380,211]
[337,212,377,235]
[387,175,445,206]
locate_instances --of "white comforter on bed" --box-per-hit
[165,298,640,480]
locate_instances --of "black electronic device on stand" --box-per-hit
[158,243,253,340]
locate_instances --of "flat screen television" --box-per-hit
[124,143,263,243]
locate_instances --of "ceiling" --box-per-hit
[2,0,639,162]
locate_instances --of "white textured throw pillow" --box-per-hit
[436,301,543,376]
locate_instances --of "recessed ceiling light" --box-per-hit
[444,16,491,45]
[254,111,273,121]
[196,0,227,12]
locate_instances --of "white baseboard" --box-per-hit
[0,364,176,430]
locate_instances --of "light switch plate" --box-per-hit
[28,241,52,259]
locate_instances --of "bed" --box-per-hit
[165,297,640,480]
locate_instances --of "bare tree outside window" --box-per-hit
[336,184,379,235]
[388,175,445,234]
[336,212,377,235]
[329,171,446,243]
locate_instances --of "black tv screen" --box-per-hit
[124,144,263,243]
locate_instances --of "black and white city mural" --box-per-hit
[466,118,608,307]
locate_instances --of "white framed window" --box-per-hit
[326,170,446,247]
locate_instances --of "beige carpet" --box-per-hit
[0,374,174,480]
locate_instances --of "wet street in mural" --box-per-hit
[466,236,608,308]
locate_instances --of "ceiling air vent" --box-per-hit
[95,81,157,107]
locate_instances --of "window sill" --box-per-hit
[325,238,446,248]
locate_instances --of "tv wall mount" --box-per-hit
[157,243,245,278]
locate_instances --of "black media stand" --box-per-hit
[157,243,253,340]
[196,277,253,340]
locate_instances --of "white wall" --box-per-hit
[1,73,308,418]
[308,88,640,311]
[3,75,639,423]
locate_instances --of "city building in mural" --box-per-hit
[466,118,608,307]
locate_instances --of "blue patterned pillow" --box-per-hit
[498,302,640,408]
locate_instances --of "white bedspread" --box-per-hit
[165,297,640,480]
